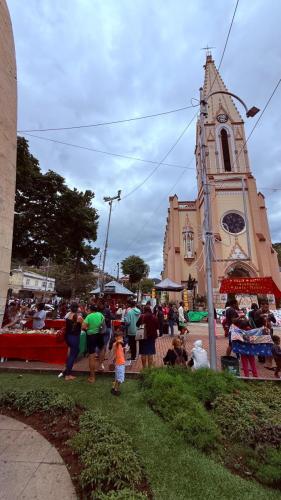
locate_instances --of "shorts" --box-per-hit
[87,333,104,354]
[115,364,125,383]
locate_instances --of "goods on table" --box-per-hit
[0,329,56,334]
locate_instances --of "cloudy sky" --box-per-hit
[8,0,281,277]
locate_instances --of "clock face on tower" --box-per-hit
[221,212,245,235]
[217,113,228,123]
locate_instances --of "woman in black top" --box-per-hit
[163,337,188,366]
[63,303,83,380]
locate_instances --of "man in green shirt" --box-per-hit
[83,304,105,383]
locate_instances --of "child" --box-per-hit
[272,335,281,379]
[179,325,189,350]
[188,340,210,369]
[111,328,126,396]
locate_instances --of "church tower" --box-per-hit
[195,54,281,302]
[163,54,280,306]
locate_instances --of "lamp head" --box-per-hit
[246,106,260,118]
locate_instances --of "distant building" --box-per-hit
[163,55,281,306]
[9,269,55,299]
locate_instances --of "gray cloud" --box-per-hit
[9,0,281,276]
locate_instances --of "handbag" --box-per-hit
[135,324,147,341]
[99,319,106,335]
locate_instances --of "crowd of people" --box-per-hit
[222,299,281,378]
[2,297,281,392]
[57,299,211,395]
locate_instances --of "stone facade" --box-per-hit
[0,1,17,325]
[163,55,281,307]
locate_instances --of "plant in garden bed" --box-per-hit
[0,388,75,415]
[214,387,281,488]
[140,368,220,451]
[95,488,148,499]
[69,410,149,498]
[140,367,281,489]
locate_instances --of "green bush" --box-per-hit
[95,489,147,499]
[255,447,281,486]
[141,368,220,450]
[0,388,75,416]
[214,391,281,447]
[187,368,244,406]
[70,410,143,494]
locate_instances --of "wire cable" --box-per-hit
[207,0,240,93]
[122,111,198,200]
[23,133,195,170]
[18,103,199,133]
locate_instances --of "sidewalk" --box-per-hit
[0,415,76,500]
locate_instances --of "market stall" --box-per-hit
[90,280,134,306]
[0,330,67,364]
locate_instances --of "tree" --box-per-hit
[121,255,149,287]
[140,278,155,294]
[13,137,99,273]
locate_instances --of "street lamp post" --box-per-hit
[100,190,121,294]
[199,88,259,370]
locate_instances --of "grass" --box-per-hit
[0,373,280,500]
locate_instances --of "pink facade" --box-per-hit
[163,56,280,307]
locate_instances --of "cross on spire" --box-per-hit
[201,45,215,57]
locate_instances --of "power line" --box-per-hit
[217,0,239,72]
[24,133,195,170]
[122,111,198,200]
[209,0,240,91]
[118,165,191,260]
[18,103,199,133]
[232,76,281,169]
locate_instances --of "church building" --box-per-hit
[162,55,281,306]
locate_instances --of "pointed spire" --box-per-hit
[203,55,243,123]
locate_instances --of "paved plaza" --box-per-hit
[0,323,279,380]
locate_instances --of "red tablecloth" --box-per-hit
[0,333,67,364]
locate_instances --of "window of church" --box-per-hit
[220,129,231,172]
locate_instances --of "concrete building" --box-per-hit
[163,55,281,306]
[9,269,56,299]
[0,1,17,325]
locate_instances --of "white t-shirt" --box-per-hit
[191,347,210,369]
[178,306,185,323]
[33,310,47,330]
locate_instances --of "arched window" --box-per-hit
[220,129,231,172]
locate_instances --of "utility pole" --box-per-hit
[199,86,259,370]
[100,190,121,294]
[116,262,120,281]
[199,87,216,370]
[43,256,51,302]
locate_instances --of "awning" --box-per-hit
[219,277,281,298]
[155,278,184,292]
